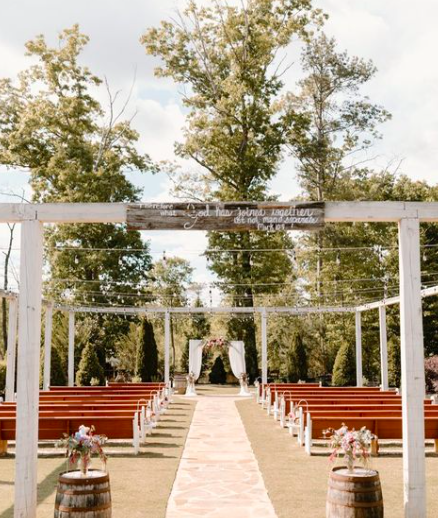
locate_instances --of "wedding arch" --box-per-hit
[185,338,250,396]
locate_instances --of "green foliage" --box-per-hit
[425,356,438,394]
[332,341,356,386]
[76,342,105,386]
[0,25,155,357]
[136,319,159,382]
[209,355,227,384]
[115,321,141,376]
[0,361,6,395]
[388,336,401,388]
[287,333,308,382]
[40,346,67,388]
[181,297,211,373]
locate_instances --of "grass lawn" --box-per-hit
[236,397,438,518]
[0,397,196,518]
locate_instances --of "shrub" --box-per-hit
[136,319,158,382]
[40,346,67,387]
[209,356,227,384]
[287,333,308,382]
[425,355,438,393]
[76,342,105,386]
[332,341,356,386]
[0,362,6,395]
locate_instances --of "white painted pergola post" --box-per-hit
[5,296,18,402]
[164,310,170,384]
[261,308,268,385]
[14,220,44,518]
[43,304,53,391]
[398,218,426,516]
[355,311,363,387]
[68,311,75,387]
[379,305,389,391]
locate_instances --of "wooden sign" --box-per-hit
[127,201,324,232]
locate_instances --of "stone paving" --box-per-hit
[166,394,278,518]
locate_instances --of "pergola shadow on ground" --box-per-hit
[0,200,436,517]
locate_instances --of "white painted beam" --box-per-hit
[356,284,438,312]
[14,221,44,518]
[164,311,170,384]
[398,218,426,516]
[43,304,53,391]
[355,311,363,388]
[68,312,75,387]
[379,305,389,391]
[261,308,268,385]
[2,201,438,224]
[5,296,18,401]
[54,304,355,315]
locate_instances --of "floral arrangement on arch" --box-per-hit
[324,424,374,473]
[58,425,107,476]
[203,337,230,350]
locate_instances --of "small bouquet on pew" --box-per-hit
[324,423,374,474]
[58,425,108,477]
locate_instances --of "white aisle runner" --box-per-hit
[166,396,278,518]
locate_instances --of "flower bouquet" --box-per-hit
[58,425,108,476]
[203,337,229,349]
[324,424,373,473]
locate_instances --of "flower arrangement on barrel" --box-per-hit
[324,423,374,473]
[58,425,107,477]
[203,337,230,349]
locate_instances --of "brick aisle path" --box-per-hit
[166,395,278,518]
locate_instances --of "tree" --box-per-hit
[40,346,67,387]
[136,319,159,381]
[181,297,211,372]
[150,257,194,370]
[142,0,321,382]
[0,25,155,365]
[76,342,105,386]
[209,355,227,384]
[1,224,15,358]
[388,336,401,388]
[287,333,308,382]
[332,340,356,386]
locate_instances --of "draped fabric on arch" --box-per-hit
[188,340,203,380]
[188,339,246,381]
[228,341,246,379]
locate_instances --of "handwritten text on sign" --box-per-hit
[127,202,324,231]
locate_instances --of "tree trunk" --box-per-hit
[1,224,15,359]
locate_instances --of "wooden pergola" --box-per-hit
[1,200,436,518]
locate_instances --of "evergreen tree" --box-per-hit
[209,356,227,385]
[40,346,67,388]
[287,333,308,382]
[136,319,159,382]
[76,342,105,386]
[0,361,6,395]
[332,341,356,386]
[388,336,401,388]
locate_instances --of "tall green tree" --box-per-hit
[150,257,194,370]
[76,342,105,386]
[136,319,159,382]
[0,26,155,362]
[181,297,211,372]
[332,340,356,386]
[287,333,308,382]
[142,0,323,381]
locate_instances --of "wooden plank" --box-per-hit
[127,201,325,231]
[5,297,18,402]
[14,221,44,518]
[398,218,426,517]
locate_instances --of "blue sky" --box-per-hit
[1,0,437,301]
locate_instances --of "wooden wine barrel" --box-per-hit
[326,467,383,517]
[54,469,111,517]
